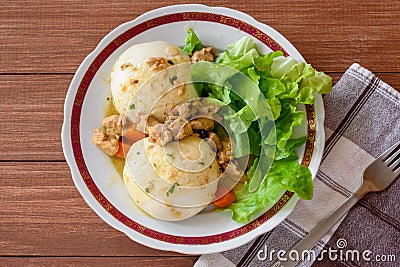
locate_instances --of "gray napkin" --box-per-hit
[195,63,400,267]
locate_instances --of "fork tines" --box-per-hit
[383,140,400,172]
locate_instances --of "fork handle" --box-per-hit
[274,186,367,267]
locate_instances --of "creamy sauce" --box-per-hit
[105,99,125,178]
[105,98,119,117]
[111,156,125,178]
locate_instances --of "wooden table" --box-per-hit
[1,1,399,266]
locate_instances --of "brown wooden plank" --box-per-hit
[0,257,198,267]
[0,0,399,74]
[0,73,399,161]
[0,75,70,161]
[0,162,184,256]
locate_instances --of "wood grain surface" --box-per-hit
[1,0,399,266]
[1,0,400,74]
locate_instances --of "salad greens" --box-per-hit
[183,28,203,55]
[183,30,332,223]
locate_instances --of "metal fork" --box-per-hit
[275,140,400,267]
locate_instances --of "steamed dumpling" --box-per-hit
[111,41,195,115]
[123,137,220,221]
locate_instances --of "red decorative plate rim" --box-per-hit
[70,12,316,245]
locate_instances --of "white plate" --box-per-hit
[61,4,325,254]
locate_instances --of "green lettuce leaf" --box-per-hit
[217,36,257,61]
[224,105,255,133]
[183,32,332,224]
[270,56,300,80]
[234,125,261,157]
[247,67,260,85]
[274,136,308,160]
[269,59,332,104]
[226,155,313,223]
[216,37,260,70]
[264,104,306,151]
[183,29,203,55]
[300,70,333,94]
[253,50,284,77]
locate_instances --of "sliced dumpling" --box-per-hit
[111,41,196,115]
[123,137,220,221]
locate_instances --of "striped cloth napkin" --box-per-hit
[195,63,400,267]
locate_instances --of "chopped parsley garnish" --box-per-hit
[167,59,174,65]
[153,163,157,168]
[166,153,175,161]
[120,63,132,70]
[166,183,179,196]
[169,76,177,85]
[145,187,150,193]
[199,162,205,165]
[136,151,140,155]
[129,103,135,110]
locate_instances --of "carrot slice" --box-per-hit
[212,187,236,208]
[115,140,131,159]
[123,127,146,145]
